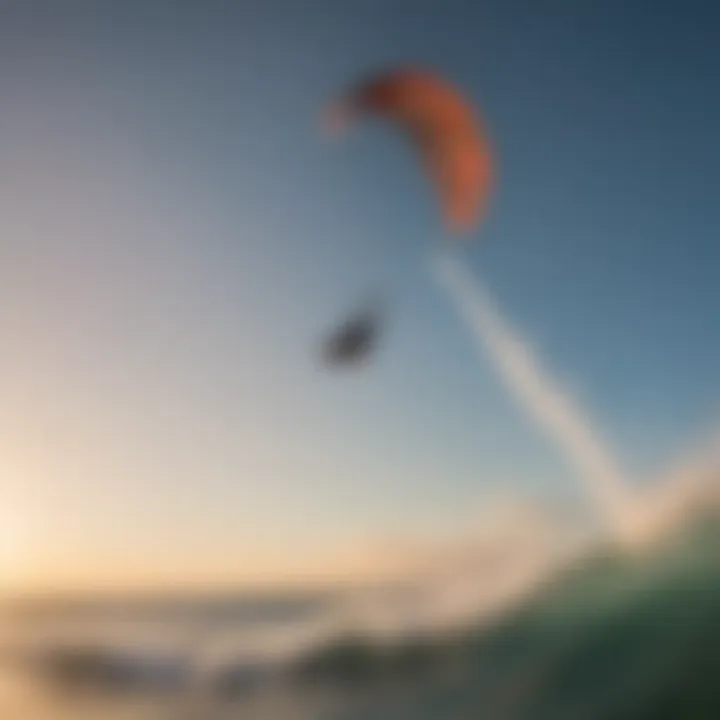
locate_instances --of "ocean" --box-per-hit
[2,509,720,719]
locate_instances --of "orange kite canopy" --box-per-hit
[325,67,494,236]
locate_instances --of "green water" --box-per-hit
[301,516,720,719]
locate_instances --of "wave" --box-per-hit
[5,467,720,716]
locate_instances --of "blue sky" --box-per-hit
[1,0,719,589]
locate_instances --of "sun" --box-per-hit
[0,502,33,591]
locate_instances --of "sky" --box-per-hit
[1,0,719,592]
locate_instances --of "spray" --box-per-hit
[433,253,637,545]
